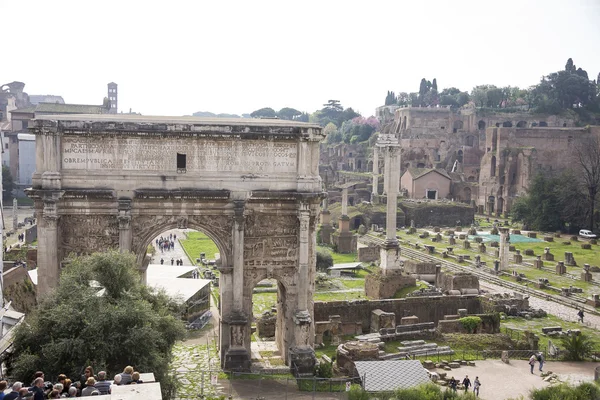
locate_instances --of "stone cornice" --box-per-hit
[133,189,231,200]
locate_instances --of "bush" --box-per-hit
[314,361,333,378]
[560,333,595,361]
[316,249,334,272]
[348,384,370,400]
[531,381,600,400]
[459,316,482,333]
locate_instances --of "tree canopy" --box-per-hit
[7,251,186,399]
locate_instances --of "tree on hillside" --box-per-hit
[277,107,303,120]
[2,166,14,203]
[432,78,438,92]
[7,251,186,399]
[384,91,397,106]
[250,107,277,118]
[324,122,341,144]
[322,100,343,112]
[573,135,600,231]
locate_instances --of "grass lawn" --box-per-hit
[314,291,366,302]
[501,314,600,350]
[512,239,600,268]
[338,279,365,290]
[180,231,220,265]
[317,245,358,264]
[252,292,277,316]
[393,281,429,298]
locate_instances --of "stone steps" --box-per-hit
[397,343,438,352]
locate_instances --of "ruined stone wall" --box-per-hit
[314,295,482,333]
[399,201,474,227]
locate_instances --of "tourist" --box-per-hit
[30,371,44,387]
[31,378,45,400]
[0,380,7,399]
[16,388,31,400]
[52,384,63,395]
[66,387,78,398]
[449,377,457,392]
[578,309,584,323]
[81,366,95,388]
[47,389,60,399]
[110,375,121,393]
[81,378,98,397]
[462,375,471,393]
[171,258,174,265]
[94,371,111,395]
[4,381,22,400]
[537,352,544,372]
[129,372,143,385]
[160,258,164,265]
[529,354,536,374]
[119,366,134,385]
[473,376,481,397]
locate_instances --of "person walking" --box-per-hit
[462,375,471,393]
[473,376,481,397]
[578,309,584,323]
[537,352,544,372]
[449,377,457,392]
[529,354,536,374]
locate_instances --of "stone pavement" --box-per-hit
[431,359,600,400]
[150,229,193,266]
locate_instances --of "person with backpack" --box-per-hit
[578,309,584,323]
[473,376,481,397]
[529,354,536,374]
[537,352,544,372]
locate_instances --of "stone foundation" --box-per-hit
[365,269,416,299]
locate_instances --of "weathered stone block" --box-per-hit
[565,252,576,266]
[511,230,521,235]
[524,249,535,256]
[581,243,592,250]
[527,232,537,238]
[371,309,396,333]
[400,315,419,325]
[543,236,554,242]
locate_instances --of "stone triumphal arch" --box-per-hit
[28,115,325,372]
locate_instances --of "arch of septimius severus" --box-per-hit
[27,115,325,372]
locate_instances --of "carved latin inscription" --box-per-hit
[62,137,297,174]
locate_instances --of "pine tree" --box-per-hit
[432,78,438,92]
[565,58,575,73]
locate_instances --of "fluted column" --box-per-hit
[297,207,310,312]
[232,200,245,310]
[372,146,379,196]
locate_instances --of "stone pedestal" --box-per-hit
[289,347,316,376]
[556,261,566,275]
[582,264,593,282]
[479,243,486,253]
[337,216,355,253]
[533,256,543,269]
[513,250,523,264]
[371,309,396,332]
[380,243,401,270]
[449,237,456,245]
[565,252,576,266]
[365,268,416,299]
[463,240,470,249]
[542,248,554,261]
[223,314,251,371]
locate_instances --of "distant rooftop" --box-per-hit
[29,95,65,105]
[11,103,106,115]
[355,360,430,392]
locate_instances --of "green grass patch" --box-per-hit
[393,281,428,298]
[252,292,277,317]
[512,239,599,267]
[314,291,366,302]
[180,231,220,265]
[501,314,600,350]
[338,279,365,290]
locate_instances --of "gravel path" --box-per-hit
[480,281,600,329]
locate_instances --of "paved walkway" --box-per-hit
[431,359,600,400]
[150,229,193,266]
[480,281,600,329]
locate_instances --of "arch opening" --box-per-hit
[478,120,486,130]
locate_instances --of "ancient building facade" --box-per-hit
[28,115,325,373]
[478,126,600,215]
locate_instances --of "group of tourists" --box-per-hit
[0,366,143,398]
[529,352,545,374]
[16,233,25,242]
[155,234,176,253]
[447,375,481,397]
[160,257,184,266]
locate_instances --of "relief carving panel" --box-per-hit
[60,215,119,256]
[244,214,298,268]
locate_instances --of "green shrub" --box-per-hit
[314,361,333,378]
[531,381,600,400]
[348,384,370,400]
[316,248,334,272]
[560,333,595,361]
[459,316,482,333]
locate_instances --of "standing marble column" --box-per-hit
[118,199,132,253]
[232,200,245,311]
[499,228,510,271]
[372,146,379,196]
[341,188,348,217]
[378,134,402,270]
[12,198,18,232]
[38,199,60,297]
[296,207,310,313]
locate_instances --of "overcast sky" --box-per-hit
[2,0,599,117]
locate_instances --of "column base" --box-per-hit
[289,346,316,376]
[223,347,251,372]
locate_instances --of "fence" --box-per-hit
[184,371,355,400]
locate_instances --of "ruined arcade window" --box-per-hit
[177,153,187,173]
